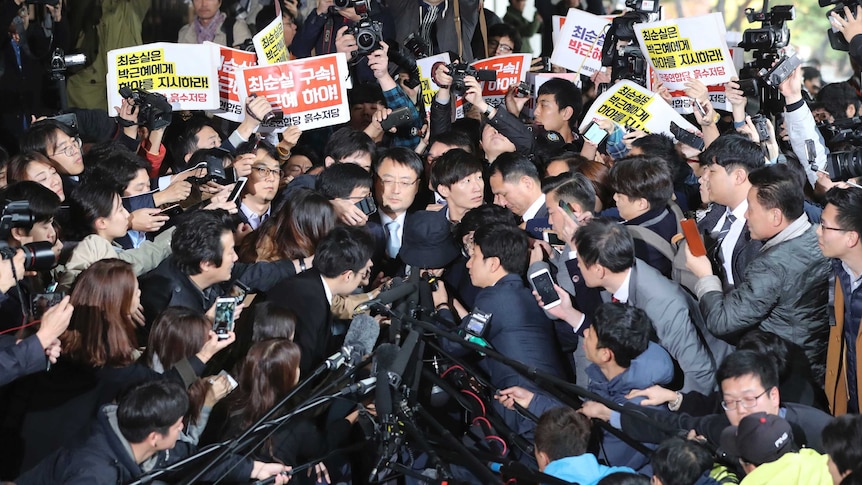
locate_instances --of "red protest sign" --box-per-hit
[211,43,257,121]
[239,53,350,131]
[471,54,531,108]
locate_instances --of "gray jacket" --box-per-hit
[696,218,830,383]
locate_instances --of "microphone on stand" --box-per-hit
[323,313,379,369]
[354,282,418,314]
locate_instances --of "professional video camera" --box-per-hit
[736,3,796,115]
[0,201,58,273]
[431,62,497,96]
[335,0,384,58]
[823,149,862,181]
[118,86,173,131]
[600,0,660,88]
[815,116,862,181]
[185,148,235,186]
[822,0,862,51]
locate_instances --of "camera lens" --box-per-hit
[20,241,58,272]
[357,31,377,51]
[827,150,862,182]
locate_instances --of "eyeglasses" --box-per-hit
[252,166,283,179]
[820,221,850,232]
[379,177,419,189]
[720,389,770,411]
[488,40,514,53]
[52,136,82,158]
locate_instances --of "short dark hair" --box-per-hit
[83,142,150,193]
[609,156,674,209]
[171,209,236,276]
[630,134,688,185]
[537,78,582,129]
[456,204,520,241]
[651,437,714,485]
[252,301,297,342]
[491,151,540,184]
[545,173,597,214]
[236,136,279,161]
[802,66,821,82]
[698,134,765,173]
[534,407,591,461]
[430,130,476,154]
[430,148,483,191]
[117,380,189,443]
[173,116,220,167]
[592,302,651,368]
[1,181,61,225]
[315,225,375,278]
[597,473,651,485]
[747,164,804,220]
[316,163,373,199]
[374,147,424,180]
[716,349,779,391]
[488,22,522,52]
[824,186,862,235]
[573,217,635,273]
[20,119,78,158]
[473,223,529,276]
[817,82,860,120]
[822,414,862,479]
[323,127,375,164]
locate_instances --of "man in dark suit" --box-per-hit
[370,147,423,278]
[696,134,765,290]
[432,223,565,438]
[235,140,281,231]
[488,152,549,231]
[267,226,375,375]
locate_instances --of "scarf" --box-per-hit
[194,11,226,44]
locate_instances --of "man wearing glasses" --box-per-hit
[371,148,423,277]
[580,350,834,454]
[820,187,862,415]
[685,163,831,384]
[237,139,281,230]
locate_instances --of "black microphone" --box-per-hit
[370,343,400,479]
[334,376,377,397]
[354,282,418,314]
[323,313,380,369]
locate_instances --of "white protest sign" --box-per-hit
[209,42,258,122]
[238,53,350,131]
[550,9,609,76]
[107,42,220,112]
[579,80,700,140]
[417,53,450,115]
[635,13,736,91]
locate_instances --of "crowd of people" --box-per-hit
[3,0,862,483]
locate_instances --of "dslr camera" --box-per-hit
[432,62,496,96]
[119,86,173,131]
[0,201,58,273]
[335,0,384,58]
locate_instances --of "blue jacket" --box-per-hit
[587,342,674,472]
[543,454,635,485]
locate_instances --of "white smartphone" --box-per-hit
[213,297,237,340]
[529,268,561,310]
[227,177,248,204]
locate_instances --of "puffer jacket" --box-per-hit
[696,219,830,383]
[740,449,832,485]
[587,342,675,472]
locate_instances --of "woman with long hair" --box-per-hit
[141,307,235,443]
[61,260,234,404]
[238,188,336,263]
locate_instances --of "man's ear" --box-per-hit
[561,105,574,122]
[324,156,336,167]
[10,227,27,243]
[437,184,451,199]
[199,260,215,274]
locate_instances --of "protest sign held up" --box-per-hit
[210,42,258,122]
[107,42,220,112]
[238,53,350,131]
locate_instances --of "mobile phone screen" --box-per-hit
[584,122,608,145]
[213,298,236,339]
[530,271,561,309]
[32,292,64,320]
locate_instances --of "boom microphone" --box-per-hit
[370,343,401,479]
[324,313,380,369]
[354,281,417,314]
[334,377,377,397]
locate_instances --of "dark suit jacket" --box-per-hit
[268,268,333,375]
[441,273,565,436]
[697,204,763,288]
